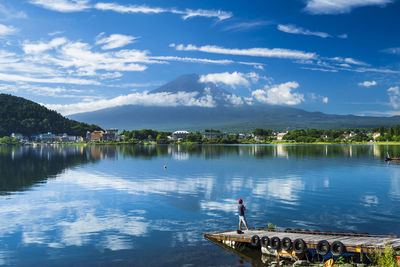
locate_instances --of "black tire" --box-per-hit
[281,237,292,251]
[293,238,307,254]
[250,235,260,247]
[260,236,269,247]
[313,253,323,263]
[270,236,281,250]
[316,240,330,256]
[331,241,346,256]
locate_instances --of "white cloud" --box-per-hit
[388,86,400,109]
[323,97,329,103]
[151,56,233,65]
[23,38,156,76]
[0,72,99,85]
[94,3,232,21]
[328,56,369,66]
[304,0,393,14]
[94,3,168,14]
[224,94,244,105]
[0,24,17,36]
[23,37,67,54]
[174,43,316,60]
[0,83,96,98]
[381,47,400,55]
[180,9,232,21]
[199,72,250,88]
[29,0,90,12]
[45,91,216,115]
[223,21,271,31]
[338,34,348,39]
[252,81,304,105]
[358,81,377,87]
[95,33,137,50]
[277,24,330,38]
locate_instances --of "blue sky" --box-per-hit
[0,0,400,116]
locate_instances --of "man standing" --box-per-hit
[238,199,249,231]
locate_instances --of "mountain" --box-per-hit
[0,94,102,137]
[69,74,400,131]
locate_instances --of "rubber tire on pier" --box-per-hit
[250,235,260,247]
[260,236,269,247]
[281,237,292,251]
[270,236,281,250]
[316,240,330,256]
[293,238,307,254]
[331,241,346,256]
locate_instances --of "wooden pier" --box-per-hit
[204,228,400,263]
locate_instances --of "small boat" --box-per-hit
[386,157,400,161]
[385,152,400,161]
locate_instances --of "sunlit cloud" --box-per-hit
[94,2,232,21]
[252,81,304,105]
[172,43,317,60]
[381,47,400,55]
[0,24,18,36]
[199,72,250,88]
[95,33,138,50]
[277,24,331,38]
[388,86,400,109]
[304,0,393,14]
[45,91,216,115]
[223,20,271,31]
[29,0,91,12]
[0,72,99,85]
[358,81,377,87]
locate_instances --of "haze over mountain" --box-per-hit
[69,74,400,131]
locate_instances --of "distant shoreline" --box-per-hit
[4,141,400,146]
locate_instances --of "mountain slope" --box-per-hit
[69,74,400,131]
[0,94,102,137]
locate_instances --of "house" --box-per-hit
[101,129,119,141]
[276,132,288,140]
[172,130,189,141]
[238,133,246,140]
[10,133,24,140]
[90,130,104,141]
[343,132,357,139]
[202,132,226,140]
[373,132,381,139]
[39,132,56,142]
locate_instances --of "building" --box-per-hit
[172,130,189,141]
[10,133,24,139]
[86,131,91,141]
[276,132,288,140]
[101,129,119,141]
[39,132,56,142]
[90,130,104,141]
[373,132,381,139]
[202,132,227,140]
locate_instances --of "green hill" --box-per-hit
[0,94,102,137]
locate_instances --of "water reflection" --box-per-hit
[0,145,100,194]
[1,144,400,266]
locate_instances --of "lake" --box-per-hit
[1,144,400,266]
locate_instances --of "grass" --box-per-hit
[371,244,400,266]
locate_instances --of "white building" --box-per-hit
[277,132,288,140]
[172,130,189,140]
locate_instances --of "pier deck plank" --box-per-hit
[204,229,400,253]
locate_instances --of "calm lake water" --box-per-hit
[1,144,400,266]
